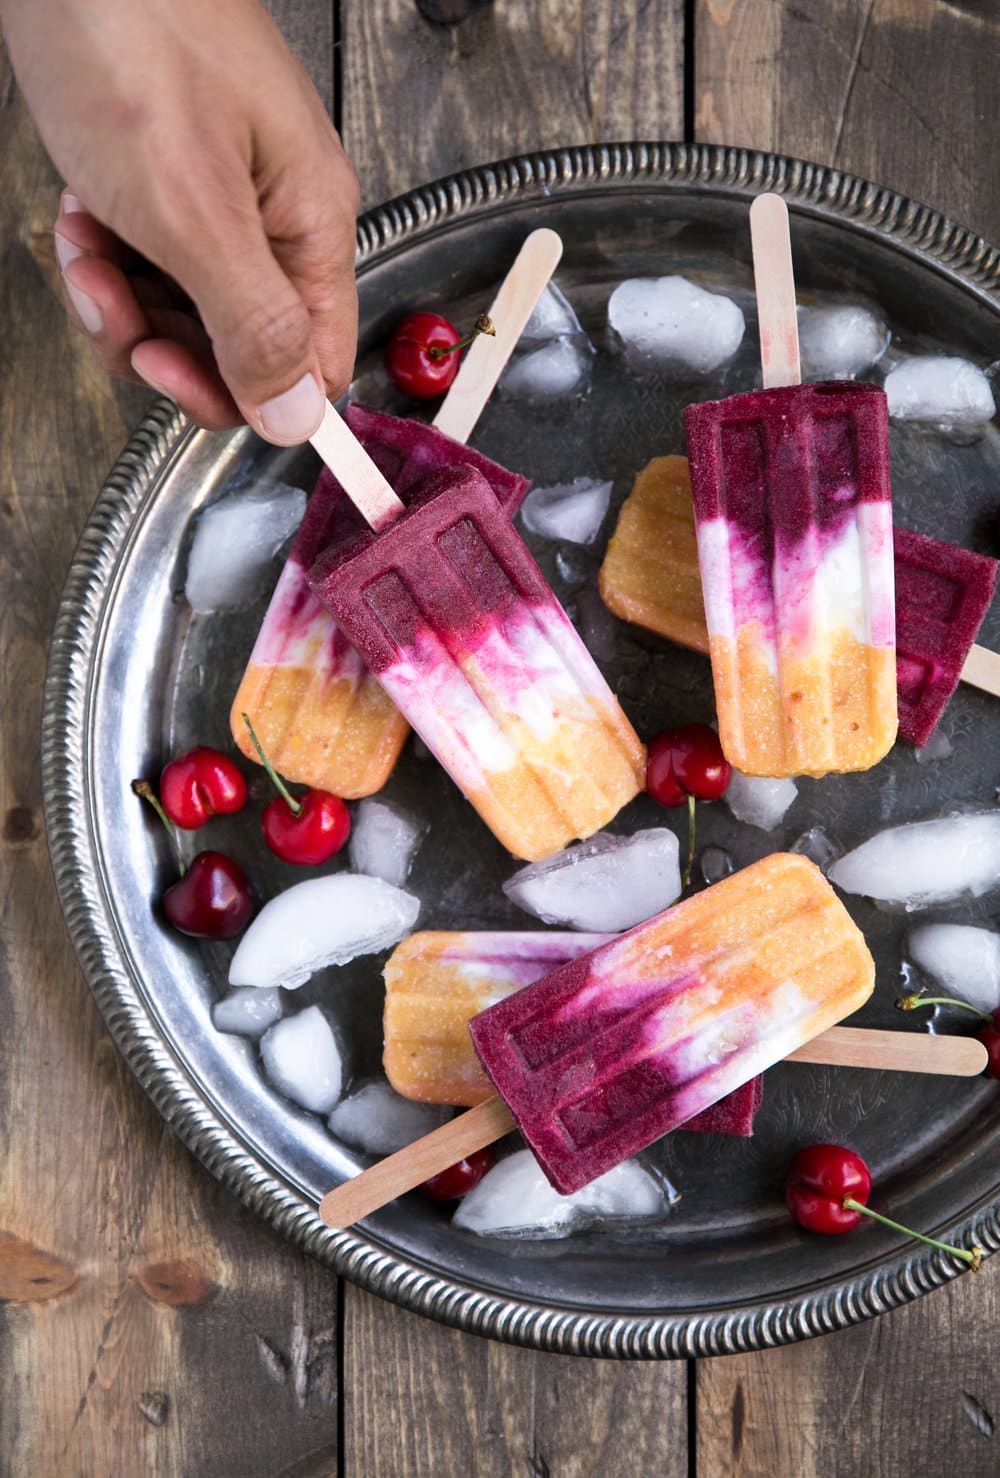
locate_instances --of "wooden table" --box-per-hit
[2,3,998,1473]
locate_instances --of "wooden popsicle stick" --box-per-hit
[790,1025,988,1076]
[432,227,564,444]
[960,642,1000,697]
[318,1026,985,1231]
[319,1095,515,1229]
[309,400,406,532]
[750,193,801,390]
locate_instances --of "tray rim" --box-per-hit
[41,141,1000,1360]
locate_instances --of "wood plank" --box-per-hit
[344,1286,688,1478]
[0,8,343,1473]
[694,0,1000,242]
[337,4,689,1465]
[694,5,1000,1475]
[339,0,685,207]
[697,1256,1000,1477]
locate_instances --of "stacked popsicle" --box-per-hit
[308,463,646,860]
[600,457,999,748]
[681,196,898,779]
[383,930,763,1134]
[231,230,560,801]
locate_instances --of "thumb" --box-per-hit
[177,217,328,446]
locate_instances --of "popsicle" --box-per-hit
[893,525,1000,746]
[319,860,986,1228]
[684,195,897,777]
[230,228,562,799]
[600,462,1000,748]
[467,854,873,1192]
[383,929,763,1134]
[309,463,647,860]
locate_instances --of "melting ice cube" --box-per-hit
[328,1081,452,1156]
[829,813,1000,909]
[453,1149,675,1238]
[349,798,427,888]
[520,478,613,545]
[607,276,745,373]
[905,923,1000,1014]
[884,356,995,426]
[185,482,306,613]
[724,770,798,831]
[503,828,681,932]
[260,1006,342,1114]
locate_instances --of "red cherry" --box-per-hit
[786,1142,983,1269]
[420,1147,496,1202]
[978,1025,1000,1079]
[646,723,732,807]
[385,312,462,399]
[160,746,247,830]
[786,1143,872,1235]
[262,790,351,866]
[163,851,255,939]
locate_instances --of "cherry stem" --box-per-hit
[896,990,991,1022]
[427,314,496,361]
[842,1197,983,1272]
[241,713,301,815]
[681,793,696,890]
[131,779,186,877]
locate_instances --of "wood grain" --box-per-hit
[697,1256,1000,1477]
[694,5,1000,1475]
[339,0,685,206]
[0,9,342,1476]
[344,1286,688,1478]
[695,0,1000,243]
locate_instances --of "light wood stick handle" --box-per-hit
[309,401,406,532]
[432,227,564,444]
[750,193,801,390]
[791,1026,988,1075]
[960,643,1000,697]
[319,1095,515,1229]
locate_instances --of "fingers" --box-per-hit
[131,338,241,430]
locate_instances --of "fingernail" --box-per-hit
[65,279,103,335]
[54,230,84,272]
[257,372,324,443]
[61,191,83,216]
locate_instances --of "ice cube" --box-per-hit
[884,357,996,426]
[576,586,618,664]
[327,1081,452,1156]
[185,482,306,613]
[520,478,613,545]
[724,770,798,831]
[521,282,584,344]
[453,1149,674,1238]
[789,827,842,871]
[700,844,734,885]
[914,729,954,765]
[501,338,592,400]
[229,874,420,990]
[607,276,745,373]
[905,924,1000,1015]
[503,828,681,932]
[259,1006,342,1114]
[349,798,427,888]
[828,812,1000,909]
[798,306,888,379]
[212,987,283,1038]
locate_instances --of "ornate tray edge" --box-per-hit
[41,142,1000,1361]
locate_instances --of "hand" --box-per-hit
[1,0,360,443]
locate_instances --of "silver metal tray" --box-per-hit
[43,145,1000,1359]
